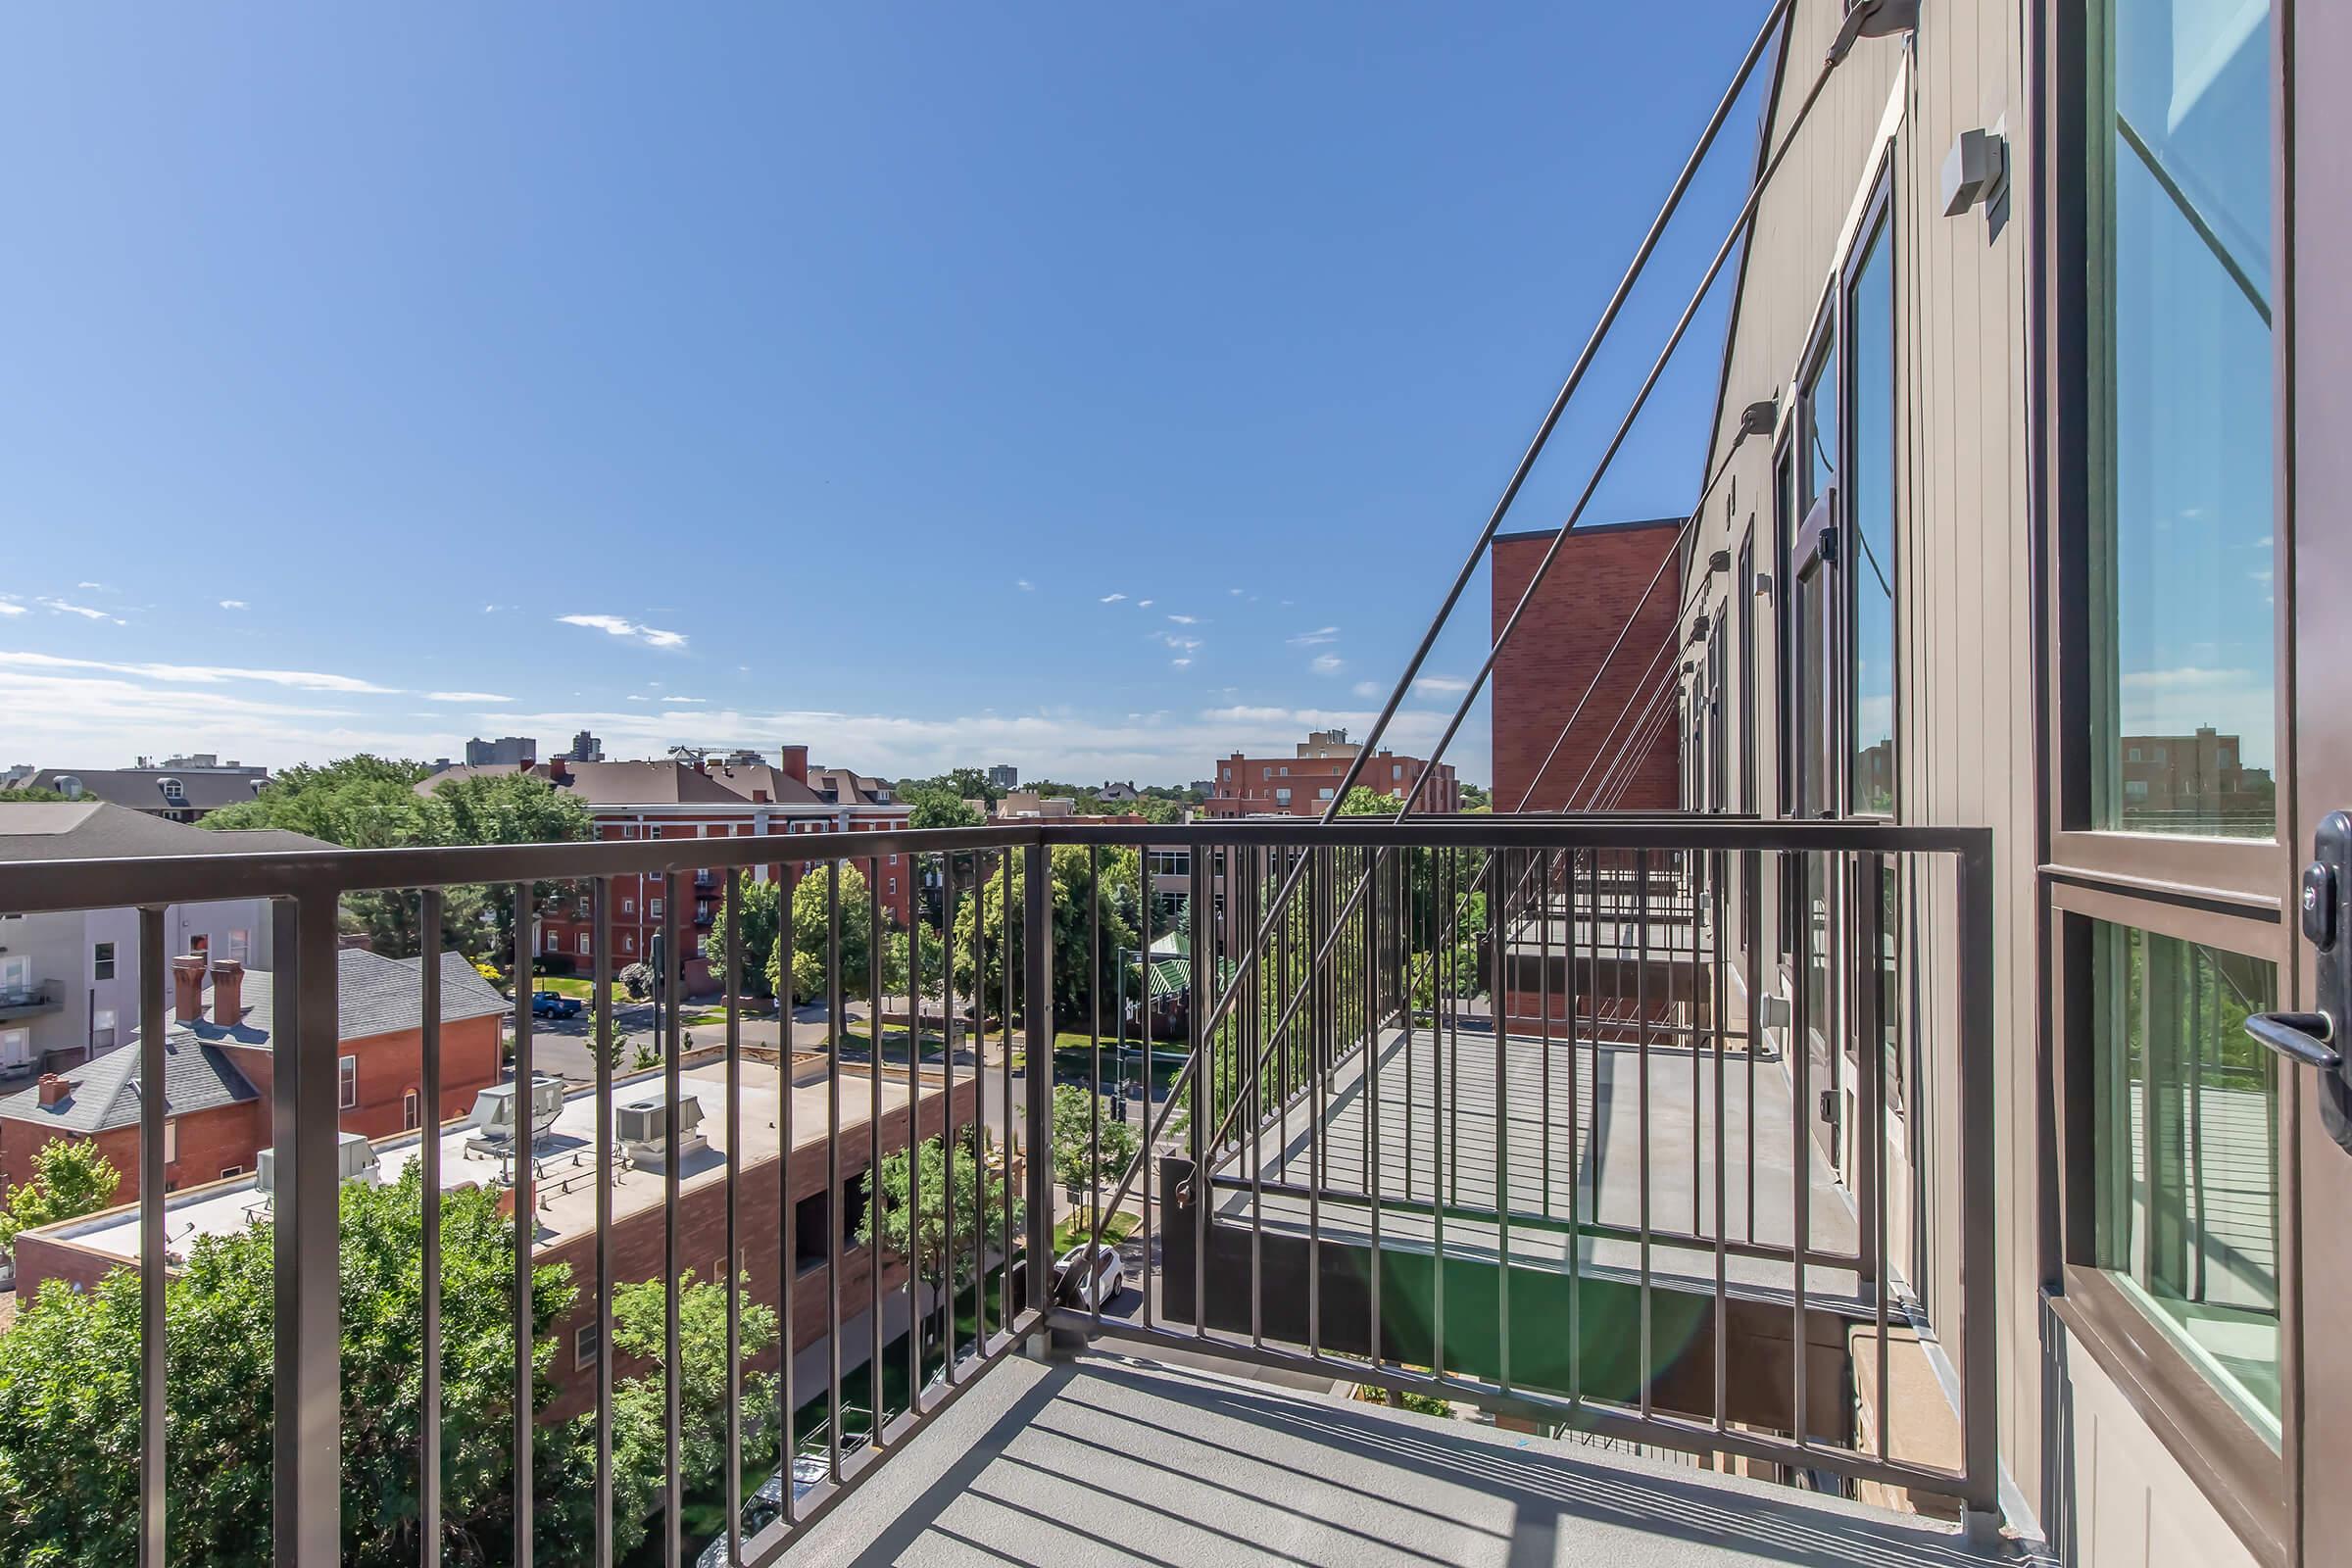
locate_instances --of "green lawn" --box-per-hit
[1052,1209,1139,1252]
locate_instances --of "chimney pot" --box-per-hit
[778,745,808,786]
[36,1073,69,1107]
[172,955,208,1023]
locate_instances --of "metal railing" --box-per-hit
[0,812,1993,1565]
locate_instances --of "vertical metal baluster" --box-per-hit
[1190,850,1207,1342]
[778,860,799,1524]
[1691,850,1703,1238]
[1445,849,1456,1207]
[418,891,444,1568]
[1138,844,1155,1338]
[938,853,957,1386]
[1367,846,1385,1378]
[824,861,843,1483]
[1022,840,1055,1350]
[999,842,1014,1349]
[1870,852,1892,1466]
[512,882,537,1568]
[1711,851,1729,1444]
[1636,851,1651,1421]
[868,860,886,1443]
[1790,849,1811,1452]
[1277,847,1291,1185]
[1248,849,1263,1352]
[1305,848,1324,1362]
[1745,848,1761,1247]
[722,870,744,1565]
[592,880,613,1568]
[137,905,167,1568]
[1088,845,1103,1330]
[1491,849,1510,1396]
[1571,849,1589,1411]
[970,853,987,1362]
[1403,849,1414,1204]
[1541,846,1553,1222]
[1431,848,1446,1388]
[662,871,682,1568]
[906,853,925,1410]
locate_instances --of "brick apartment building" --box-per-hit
[1203,729,1459,817]
[420,748,913,991]
[1489,518,1684,812]
[0,948,506,1202]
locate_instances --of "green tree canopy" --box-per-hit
[857,1128,1018,1292]
[700,876,783,998]
[0,1138,120,1251]
[1050,1084,1141,1194]
[949,845,1142,1024]
[902,786,984,831]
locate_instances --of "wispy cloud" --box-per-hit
[1288,626,1340,647]
[1170,658,1193,668]
[1352,680,1382,699]
[1100,593,1128,604]
[1310,654,1346,675]
[0,602,24,617]
[1138,599,1154,609]
[220,599,249,612]
[425,690,513,704]
[0,651,397,693]
[1413,674,1472,696]
[1016,578,1035,592]
[1161,634,1202,655]
[556,613,688,650]
[39,597,124,625]
[1166,613,1202,625]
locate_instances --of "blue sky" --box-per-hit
[0,4,1769,786]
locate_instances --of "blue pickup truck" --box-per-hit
[529,990,583,1019]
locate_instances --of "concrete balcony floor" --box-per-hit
[770,1347,2017,1568]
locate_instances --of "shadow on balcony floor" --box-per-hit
[772,1347,2017,1567]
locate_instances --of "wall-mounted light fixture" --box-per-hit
[1708,549,1733,575]
[1829,0,1921,66]
[1753,571,1775,602]
[1943,125,2009,218]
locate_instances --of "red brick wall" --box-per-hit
[1491,522,1685,812]
[1203,751,1459,816]
[0,1099,265,1208]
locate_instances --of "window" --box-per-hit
[160,777,184,803]
[1846,214,1895,815]
[1317,787,1334,801]
[1274,788,1291,805]
[649,899,664,920]
[578,931,592,956]
[843,1171,871,1248]
[164,1119,177,1164]
[338,1054,358,1110]
[887,877,898,896]
[621,934,635,955]
[2083,0,2277,838]
[621,899,635,915]
[793,1190,829,1272]
[92,1008,117,1051]
[2087,918,2280,1444]
[575,1321,602,1370]
[1738,530,1757,810]
[1149,851,1190,879]
[220,1165,243,1180]
[403,1089,421,1131]
[92,941,117,981]
[227,929,249,963]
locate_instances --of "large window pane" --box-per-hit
[2090,919,2280,1444]
[1848,220,1895,816]
[2089,0,2276,837]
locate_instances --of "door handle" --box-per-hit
[2244,1010,2343,1072]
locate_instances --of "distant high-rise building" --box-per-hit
[561,730,606,762]
[986,763,1020,790]
[465,736,538,768]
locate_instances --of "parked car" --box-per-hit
[529,990,582,1019]
[1053,1241,1126,1309]
[695,1424,870,1567]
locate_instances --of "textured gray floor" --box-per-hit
[771,1348,2013,1567]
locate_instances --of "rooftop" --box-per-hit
[24,767,270,814]
[0,801,326,862]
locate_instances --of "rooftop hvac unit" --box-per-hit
[466,1074,567,1154]
[256,1131,380,1196]
[615,1091,710,1170]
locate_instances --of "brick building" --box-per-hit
[0,948,506,1202]
[1489,518,1684,812]
[421,748,914,991]
[1203,729,1459,817]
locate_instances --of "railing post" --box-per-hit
[272,888,342,1568]
[1021,839,1054,1334]
[1956,835,2001,1531]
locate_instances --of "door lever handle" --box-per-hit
[2245,1010,2344,1072]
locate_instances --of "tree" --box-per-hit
[949,845,1142,1023]
[0,1167,578,1567]
[618,961,655,1001]
[768,863,877,1004]
[0,787,70,803]
[1459,782,1494,813]
[1337,785,1404,817]
[1050,1085,1140,1195]
[601,1272,779,1538]
[858,1128,1020,1298]
[903,786,984,831]
[700,877,783,997]
[0,1138,120,1251]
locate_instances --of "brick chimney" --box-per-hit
[778,745,808,785]
[547,757,571,786]
[210,959,245,1028]
[36,1073,69,1107]
[172,955,208,1023]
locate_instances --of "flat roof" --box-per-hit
[57,1055,943,1267]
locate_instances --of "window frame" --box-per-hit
[338,1054,359,1111]
[92,941,117,982]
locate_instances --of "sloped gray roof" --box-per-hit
[0,1035,258,1137]
[171,949,511,1050]
[0,801,329,862]
[707,761,826,808]
[26,767,270,814]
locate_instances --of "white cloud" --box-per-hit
[556,613,688,650]
[0,651,398,693]
[1310,654,1346,675]
[0,602,24,617]
[77,581,106,591]
[1413,674,1472,696]
[40,597,123,624]
[1288,627,1340,646]
[1138,599,1154,609]
[1166,613,1201,625]
[220,599,249,612]
[1170,658,1193,668]
[1229,588,1245,597]
[1352,680,1382,698]
[1016,578,1035,592]
[1161,634,1202,654]
[1100,593,1128,604]
[425,691,513,704]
